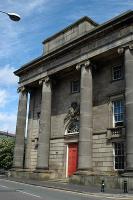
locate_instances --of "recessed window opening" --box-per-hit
[71,80,80,93]
[112,66,122,81]
[114,143,125,170]
[113,100,124,127]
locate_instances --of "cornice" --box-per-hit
[14,10,133,77]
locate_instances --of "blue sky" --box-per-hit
[0,0,133,133]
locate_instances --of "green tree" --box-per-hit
[0,138,15,170]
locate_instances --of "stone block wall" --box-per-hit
[92,56,125,173]
[44,20,96,54]
[49,138,66,178]
[93,104,109,132]
[25,56,125,173]
[51,72,80,138]
[92,133,113,173]
[93,56,124,106]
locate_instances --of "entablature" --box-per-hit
[15,11,133,87]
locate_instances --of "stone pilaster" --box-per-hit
[77,60,93,170]
[36,76,51,170]
[13,87,28,168]
[125,46,133,171]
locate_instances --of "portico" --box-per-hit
[12,10,133,189]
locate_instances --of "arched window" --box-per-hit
[65,120,79,135]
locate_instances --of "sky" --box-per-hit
[0,0,133,133]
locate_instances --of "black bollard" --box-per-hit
[123,180,128,193]
[101,180,105,192]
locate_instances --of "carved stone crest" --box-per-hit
[64,102,80,125]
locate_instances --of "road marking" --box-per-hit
[16,190,42,198]
[0,180,41,198]
[0,179,102,197]
[0,184,8,189]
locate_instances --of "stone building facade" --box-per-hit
[12,11,133,188]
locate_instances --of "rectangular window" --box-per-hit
[113,100,124,127]
[112,66,122,81]
[114,143,124,170]
[71,80,80,93]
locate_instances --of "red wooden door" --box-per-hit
[68,143,78,177]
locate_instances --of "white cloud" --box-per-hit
[0,90,8,107]
[22,0,48,13]
[0,112,17,133]
[0,65,18,86]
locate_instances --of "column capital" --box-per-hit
[76,59,91,71]
[118,43,133,55]
[17,86,26,93]
[84,60,91,68]
[39,76,50,85]
[117,47,125,55]
[76,64,81,71]
[129,43,133,50]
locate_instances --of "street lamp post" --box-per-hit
[0,10,21,21]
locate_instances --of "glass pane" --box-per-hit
[67,120,79,134]
[114,143,124,169]
[113,100,124,124]
[113,66,122,80]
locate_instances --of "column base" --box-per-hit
[11,167,24,172]
[9,168,56,180]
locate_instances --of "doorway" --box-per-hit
[67,143,78,177]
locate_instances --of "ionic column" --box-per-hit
[77,60,93,170]
[13,87,28,168]
[124,45,133,171]
[36,77,51,169]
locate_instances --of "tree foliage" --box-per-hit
[0,138,15,170]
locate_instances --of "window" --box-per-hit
[113,100,124,127]
[71,80,80,93]
[112,66,122,81]
[65,120,79,135]
[114,143,125,170]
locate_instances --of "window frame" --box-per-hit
[112,65,123,81]
[113,142,125,170]
[112,99,124,128]
[65,120,80,135]
[71,80,80,94]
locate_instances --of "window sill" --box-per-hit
[110,77,124,83]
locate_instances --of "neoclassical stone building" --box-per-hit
[12,11,133,188]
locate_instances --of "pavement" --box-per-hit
[1,175,133,198]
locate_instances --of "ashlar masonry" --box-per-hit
[12,10,133,189]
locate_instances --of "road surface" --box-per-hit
[0,178,131,200]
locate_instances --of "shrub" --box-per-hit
[0,138,15,170]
